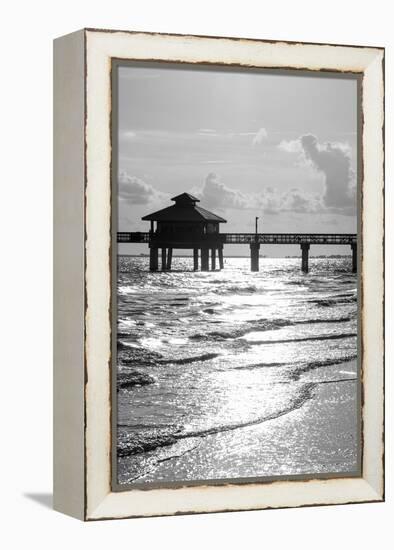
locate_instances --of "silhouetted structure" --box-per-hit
[118,193,357,273]
[141,193,226,271]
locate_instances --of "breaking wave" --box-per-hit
[233,353,357,372]
[247,332,357,345]
[189,316,353,342]
[118,382,318,457]
[116,256,359,480]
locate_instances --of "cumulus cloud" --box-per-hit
[198,173,323,215]
[278,139,303,153]
[252,127,268,145]
[272,187,324,214]
[118,171,166,205]
[278,134,356,214]
[200,173,251,209]
[300,135,355,210]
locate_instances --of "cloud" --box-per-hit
[195,128,268,143]
[119,130,137,141]
[200,160,231,165]
[118,158,348,219]
[197,173,323,215]
[300,134,355,210]
[252,127,268,145]
[197,129,220,137]
[278,139,303,153]
[199,173,251,209]
[255,187,324,215]
[118,171,166,205]
[278,134,356,214]
[271,187,324,214]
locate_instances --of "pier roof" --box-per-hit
[142,193,227,223]
[171,192,200,204]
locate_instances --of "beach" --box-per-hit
[116,256,359,485]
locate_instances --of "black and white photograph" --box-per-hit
[114,62,360,487]
[1,0,389,536]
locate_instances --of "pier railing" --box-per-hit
[117,231,357,273]
[117,231,356,245]
[118,232,150,243]
[222,233,357,245]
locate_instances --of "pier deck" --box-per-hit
[118,232,356,245]
[117,232,357,273]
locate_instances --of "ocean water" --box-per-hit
[116,256,359,485]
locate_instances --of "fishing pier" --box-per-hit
[118,193,357,273]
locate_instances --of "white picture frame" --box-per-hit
[53,28,384,520]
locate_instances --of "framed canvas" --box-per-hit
[53,28,384,520]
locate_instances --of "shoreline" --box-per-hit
[116,257,358,486]
[118,368,358,485]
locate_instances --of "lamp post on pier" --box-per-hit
[250,216,260,271]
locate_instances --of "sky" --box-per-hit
[117,63,358,256]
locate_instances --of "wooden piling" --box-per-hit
[149,247,158,271]
[166,248,173,270]
[161,248,167,271]
[250,243,260,272]
[301,243,310,273]
[218,247,224,270]
[211,248,216,270]
[351,243,357,273]
[201,248,209,271]
[193,248,199,271]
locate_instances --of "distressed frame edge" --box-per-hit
[359,49,385,500]
[84,26,385,53]
[82,29,384,521]
[53,29,86,520]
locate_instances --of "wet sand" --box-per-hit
[119,364,359,484]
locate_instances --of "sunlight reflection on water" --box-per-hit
[117,257,358,484]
